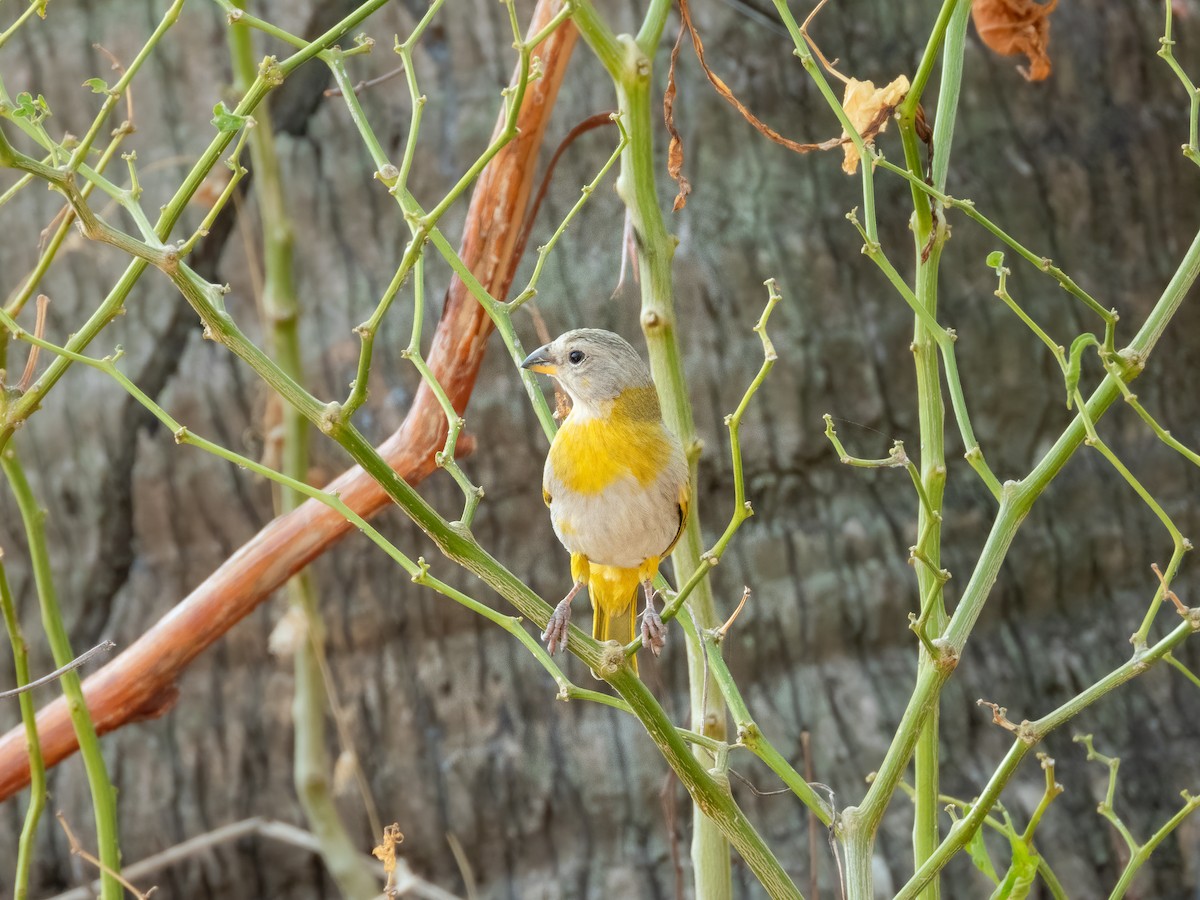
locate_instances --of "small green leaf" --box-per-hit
[986,250,1005,270]
[11,92,52,124]
[210,101,247,134]
[11,91,35,119]
[988,839,1038,900]
[1065,332,1100,409]
[83,77,109,94]
[966,825,1000,885]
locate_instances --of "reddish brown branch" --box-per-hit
[511,110,616,267]
[0,0,578,801]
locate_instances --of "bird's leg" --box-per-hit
[640,580,667,656]
[542,580,583,655]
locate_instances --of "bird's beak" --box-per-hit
[521,344,557,375]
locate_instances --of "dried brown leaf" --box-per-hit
[678,0,837,156]
[840,75,910,174]
[664,19,691,211]
[972,0,1058,82]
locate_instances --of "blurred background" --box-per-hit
[1,0,1199,896]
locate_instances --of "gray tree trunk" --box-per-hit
[1,0,1198,898]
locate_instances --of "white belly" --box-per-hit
[547,473,682,569]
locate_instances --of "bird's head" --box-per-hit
[521,328,656,416]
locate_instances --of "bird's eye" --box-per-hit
[568,349,585,365]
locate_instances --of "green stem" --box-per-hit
[1065,384,1193,650]
[4,213,807,900]
[846,211,1003,499]
[4,122,132,319]
[330,0,568,421]
[906,5,974,891]
[1109,791,1200,899]
[895,616,1199,899]
[911,236,947,900]
[65,0,184,172]
[1019,755,1063,844]
[642,281,781,636]
[228,12,378,896]
[0,0,44,49]
[859,220,1200,890]
[609,664,804,899]
[0,0,394,453]
[600,31,733,898]
[896,0,961,234]
[2,451,121,898]
[875,157,1116,328]
[1158,0,1200,166]
[682,610,832,825]
[1165,652,1200,690]
[770,0,878,240]
[0,555,46,900]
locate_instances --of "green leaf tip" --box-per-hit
[210,101,248,134]
[1065,333,1100,409]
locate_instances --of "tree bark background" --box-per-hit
[1,1,1198,898]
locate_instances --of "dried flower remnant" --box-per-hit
[372,823,405,897]
[972,0,1058,82]
[840,75,910,174]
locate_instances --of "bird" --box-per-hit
[521,328,689,674]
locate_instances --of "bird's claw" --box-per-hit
[542,597,573,655]
[641,605,667,657]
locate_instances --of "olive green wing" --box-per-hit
[662,481,690,557]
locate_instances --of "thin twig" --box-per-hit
[0,640,115,700]
[445,833,478,900]
[323,63,406,97]
[92,42,135,126]
[16,293,49,392]
[799,0,849,83]
[1152,562,1189,615]
[56,811,156,900]
[46,817,462,900]
[729,766,793,796]
[716,587,750,637]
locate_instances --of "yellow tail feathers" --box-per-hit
[587,562,641,676]
[592,595,638,676]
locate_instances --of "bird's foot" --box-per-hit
[641,603,667,657]
[542,595,574,655]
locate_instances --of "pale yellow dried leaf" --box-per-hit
[840,75,910,174]
[266,605,306,659]
[332,749,357,797]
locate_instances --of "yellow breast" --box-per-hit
[548,387,669,495]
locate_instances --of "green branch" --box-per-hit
[1158,0,1200,166]
[895,616,1199,899]
[2,451,122,899]
[1075,733,1200,899]
[0,554,46,900]
[682,609,833,826]
[0,0,395,453]
[228,11,378,895]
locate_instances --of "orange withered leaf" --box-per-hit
[840,75,910,174]
[664,19,691,211]
[972,0,1058,82]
